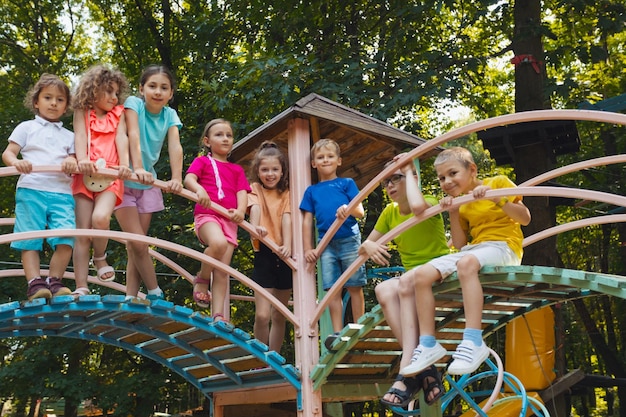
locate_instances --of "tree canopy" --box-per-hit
[0,1,625,416]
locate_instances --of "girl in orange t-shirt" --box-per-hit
[71,65,136,296]
[247,141,292,353]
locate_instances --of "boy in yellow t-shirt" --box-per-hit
[400,147,531,377]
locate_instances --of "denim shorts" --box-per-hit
[12,188,75,251]
[320,234,367,290]
[428,241,520,279]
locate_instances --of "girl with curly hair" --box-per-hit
[71,64,138,296]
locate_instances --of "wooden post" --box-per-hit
[288,118,323,417]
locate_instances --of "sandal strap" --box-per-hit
[72,287,90,296]
[194,275,211,285]
[92,254,107,262]
[380,374,422,408]
[420,365,444,406]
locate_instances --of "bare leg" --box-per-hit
[328,292,344,332]
[115,206,156,296]
[268,288,291,352]
[48,244,73,278]
[21,250,41,280]
[383,267,441,405]
[456,255,483,329]
[73,195,95,290]
[411,264,441,338]
[375,279,403,342]
[397,274,419,369]
[210,244,235,319]
[91,191,118,281]
[347,286,365,323]
[196,221,233,319]
[381,273,421,404]
[253,289,272,345]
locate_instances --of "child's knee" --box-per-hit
[91,213,111,230]
[456,255,481,276]
[270,309,286,324]
[54,244,73,254]
[205,236,230,254]
[375,281,392,305]
[398,276,415,297]
[255,310,271,325]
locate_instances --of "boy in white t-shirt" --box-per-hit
[2,74,78,300]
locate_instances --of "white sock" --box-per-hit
[147,288,163,296]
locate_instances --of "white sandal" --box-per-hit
[92,254,116,282]
[71,287,90,297]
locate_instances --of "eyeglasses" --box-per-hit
[381,174,405,188]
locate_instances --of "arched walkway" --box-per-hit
[0,105,625,417]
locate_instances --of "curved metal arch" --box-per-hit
[313,185,626,324]
[0,228,299,329]
[312,264,617,388]
[0,165,296,272]
[0,168,295,324]
[524,214,626,247]
[314,113,626,324]
[0,294,301,398]
[314,109,626,258]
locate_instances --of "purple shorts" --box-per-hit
[115,186,164,214]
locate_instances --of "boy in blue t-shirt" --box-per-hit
[300,138,367,350]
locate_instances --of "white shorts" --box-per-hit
[428,241,520,279]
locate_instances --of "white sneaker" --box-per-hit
[400,343,447,377]
[447,340,490,375]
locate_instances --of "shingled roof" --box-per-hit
[231,93,439,188]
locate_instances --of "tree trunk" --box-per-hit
[512,0,559,267]
[512,2,566,415]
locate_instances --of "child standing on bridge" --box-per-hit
[400,146,531,377]
[2,74,77,300]
[71,65,133,296]
[115,65,183,301]
[300,138,366,350]
[184,119,250,321]
[248,141,292,353]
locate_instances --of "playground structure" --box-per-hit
[1,93,626,417]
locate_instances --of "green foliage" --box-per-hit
[0,0,625,414]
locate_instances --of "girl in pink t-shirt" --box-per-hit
[184,119,250,320]
[71,65,135,296]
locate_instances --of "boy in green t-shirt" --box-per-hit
[360,157,449,407]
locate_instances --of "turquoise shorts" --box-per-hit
[11,187,75,251]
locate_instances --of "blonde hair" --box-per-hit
[24,74,71,115]
[200,118,232,155]
[72,64,129,110]
[434,147,475,169]
[310,138,341,160]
